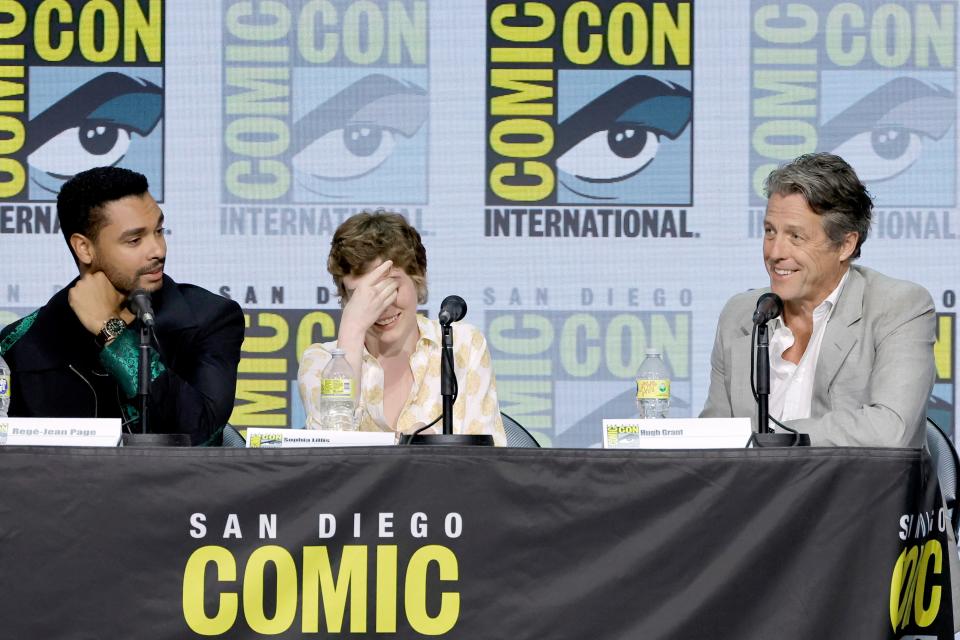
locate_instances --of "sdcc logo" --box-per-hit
[248,432,282,448]
[484,309,692,447]
[750,1,956,207]
[221,0,428,204]
[0,0,164,202]
[486,1,693,207]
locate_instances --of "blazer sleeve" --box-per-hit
[700,299,736,419]
[145,298,245,445]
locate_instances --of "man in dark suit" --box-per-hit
[0,167,244,445]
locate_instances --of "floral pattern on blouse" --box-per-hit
[298,315,506,445]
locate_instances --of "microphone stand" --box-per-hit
[406,319,493,447]
[441,322,455,435]
[752,318,810,447]
[137,321,151,434]
[756,322,770,435]
[121,294,192,447]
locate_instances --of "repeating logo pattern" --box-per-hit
[221,0,428,205]
[0,0,164,203]
[750,1,956,207]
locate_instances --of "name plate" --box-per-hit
[0,417,122,447]
[246,428,396,448]
[602,418,752,449]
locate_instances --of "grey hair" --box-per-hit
[764,152,873,259]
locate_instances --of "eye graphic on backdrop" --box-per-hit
[821,77,954,183]
[559,127,661,183]
[26,73,163,190]
[292,74,428,197]
[557,75,691,200]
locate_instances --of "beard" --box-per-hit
[92,258,165,295]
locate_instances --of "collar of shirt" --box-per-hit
[770,268,849,336]
[768,269,850,421]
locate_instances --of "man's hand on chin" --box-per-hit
[68,271,133,336]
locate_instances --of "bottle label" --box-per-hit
[637,379,669,400]
[321,378,354,400]
[0,374,8,398]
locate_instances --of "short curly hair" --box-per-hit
[57,166,149,264]
[328,211,428,303]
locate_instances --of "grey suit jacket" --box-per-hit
[700,265,936,447]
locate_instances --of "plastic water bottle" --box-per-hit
[636,348,670,419]
[320,349,357,431]
[0,354,9,417]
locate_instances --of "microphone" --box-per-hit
[128,289,156,327]
[438,295,467,325]
[752,292,783,325]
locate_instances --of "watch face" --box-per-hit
[103,318,127,338]
[102,318,126,340]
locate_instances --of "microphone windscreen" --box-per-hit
[128,289,155,326]
[752,292,783,325]
[438,295,467,324]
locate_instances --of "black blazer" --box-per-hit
[0,275,244,445]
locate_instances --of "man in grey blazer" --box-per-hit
[701,153,936,448]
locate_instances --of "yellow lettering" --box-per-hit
[227,0,291,41]
[652,2,690,65]
[34,0,72,62]
[490,118,553,159]
[226,159,290,200]
[302,546,367,633]
[754,4,818,44]
[0,114,23,154]
[915,4,954,68]
[490,161,553,201]
[405,545,459,635]
[0,157,24,198]
[490,2,554,42]
[871,4,911,68]
[343,1,383,64]
[608,3,647,65]
[914,540,943,627]
[230,379,287,426]
[298,0,337,63]
[826,3,865,66]
[934,315,952,381]
[891,545,920,631]
[78,0,120,62]
[376,545,398,632]
[0,1,26,45]
[124,0,162,62]
[489,68,554,117]
[563,1,602,64]
[182,546,238,635]
[243,546,298,633]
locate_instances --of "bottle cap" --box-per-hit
[645,348,660,356]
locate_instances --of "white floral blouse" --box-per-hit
[298,315,506,445]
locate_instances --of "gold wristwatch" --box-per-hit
[95,317,127,348]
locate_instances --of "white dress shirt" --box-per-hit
[769,270,849,422]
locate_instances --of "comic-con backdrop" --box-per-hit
[0,0,955,447]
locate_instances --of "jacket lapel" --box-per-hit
[812,267,863,411]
